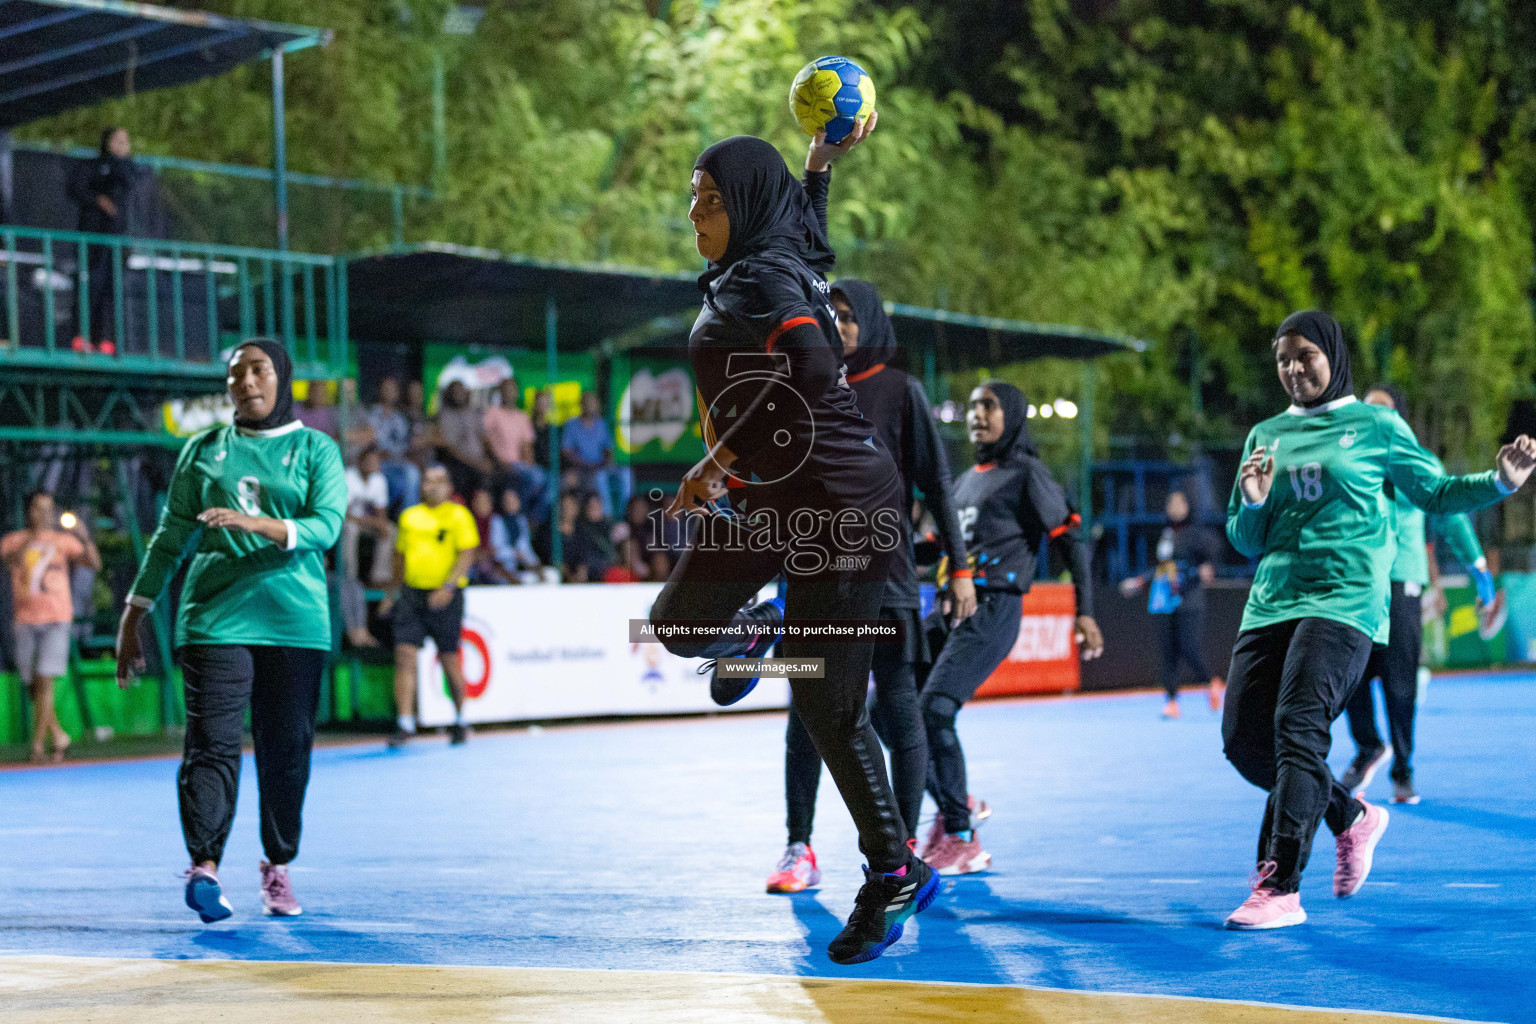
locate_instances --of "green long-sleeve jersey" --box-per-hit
[1227,397,1511,643]
[128,421,346,650]
[1388,449,1487,586]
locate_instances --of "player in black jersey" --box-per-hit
[766,277,974,894]
[649,129,940,964]
[918,380,1103,875]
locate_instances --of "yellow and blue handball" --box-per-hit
[789,56,875,144]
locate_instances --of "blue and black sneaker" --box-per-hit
[700,595,785,706]
[183,864,234,924]
[826,856,939,965]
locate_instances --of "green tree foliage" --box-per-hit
[21,0,1535,459]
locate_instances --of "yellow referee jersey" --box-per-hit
[396,500,479,590]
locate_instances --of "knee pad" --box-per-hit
[921,693,961,744]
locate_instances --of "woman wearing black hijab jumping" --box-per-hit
[918,380,1103,875]
[650,121,943,965]
[765,278,974,894]
[1220,311,1532,929]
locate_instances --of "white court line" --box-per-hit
[1147,879,1202,884]
[1444,883,1500,889]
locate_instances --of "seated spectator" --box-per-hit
[624,494,672,581]
[561,390,630,518]
[405,379,436,473]
[341,447,395,648]
[435,380,494,498]
[563,491,615,583]
[297,381,340,439]
[531,389,556,469]
[3,489,100,763]
[603,523,641,583]
[467,488,502,585]
[489,489,544,584]
[339,379,376,463]
[483,375,550,525]
[366,376,421,512]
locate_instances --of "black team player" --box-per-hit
[919,381,1103,875]
[650,125,942,965]
[767,278,974,893]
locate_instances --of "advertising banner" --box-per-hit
[421,343,595,425]
[920,582,1082,697]
[612,354,704,464]
[415,583,789,727]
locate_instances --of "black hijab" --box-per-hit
[1275,310,1353,408]
[1366,381,1409,421]
[230,338,295,431]
[974,379,1039,464]
[831,279,897,377]
[694,135,835,292]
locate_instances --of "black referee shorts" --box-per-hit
[392,587,465,654]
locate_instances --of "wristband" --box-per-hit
[456,576,469,589]
[950,569,974,580]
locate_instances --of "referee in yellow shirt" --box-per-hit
[380,465,480,747]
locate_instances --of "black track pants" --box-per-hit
[650,509,908,873]
[920,590,1023,834]
[1344,582,1422,782]
[1160,602,1213,698]
[177,644,325,867]
[1222,618,1372,893]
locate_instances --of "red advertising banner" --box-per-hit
[973,582,1081,698]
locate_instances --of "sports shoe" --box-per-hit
[449,723,468,745]
[703,596,785,706]
[1334,798,1389,898]
[765,842,820,893]
[1224,863,1306,930]
[919,795,990,858]
[1162,698,1180,719]
[921,830,991,876]
[184,864,233,923]
[826,858,939,964]
[1339,745,1391,795]
[260,861,302,917]
[386,729,413,749]
[1392,779,1420,805]
[1208,677,1226,711]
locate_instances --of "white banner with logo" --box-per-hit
[415,583,790,727]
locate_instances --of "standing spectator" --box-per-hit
[341,447,394,649]
[4,490,100,762]
[483,376,549,525]
[68,127,135,353]
[297,382,339,440]
[379,465,479,747]
[488,489,543,584]
[435,381,493,498]
[366,377,420,511]
[562,390,630,518]
[530,389,556,471]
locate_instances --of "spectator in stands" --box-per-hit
[341,446,394,648]
[297,382,340,440]
[564,491,615,583]
[604,523,640,583]
[435,380,494,498]
[3,489,100,762]
[562,390,630,518]
[404,379,437,472]
[338,379,374,463]
[483,375,549,524]
[467,487,499,584]
[366,377,421,511]
[68,127,135,353]
[489,488,543,584]
[625,495,672,581]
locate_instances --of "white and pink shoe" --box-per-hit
[765,843,821,894]
[1334,799,1389,899]
[1225,862,1306,930]
[921,830,991,875]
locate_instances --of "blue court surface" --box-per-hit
[2,673,1532,1022]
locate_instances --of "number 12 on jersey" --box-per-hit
[1288,462,1323,501]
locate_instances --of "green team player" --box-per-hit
[115,339,346,924]
[1219,310,1535,931]
[1338,383,1494,805]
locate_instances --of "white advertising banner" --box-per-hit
[416,583,790,727]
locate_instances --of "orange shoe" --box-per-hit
[1162,698,1181,719]
[766,842,820,893]
[1209,677,1226,712]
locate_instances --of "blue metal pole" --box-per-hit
[546,292,561,570]
[272,46,289,252]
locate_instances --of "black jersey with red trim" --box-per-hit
[689,254,895,508]
[950,455,1078,595]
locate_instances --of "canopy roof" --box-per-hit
[0,0,328,129]
[346,244,1150,364]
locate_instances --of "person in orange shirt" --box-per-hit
[3,490,100,762]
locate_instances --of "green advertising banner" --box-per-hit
[1424,582,1507,669]
[421,343,595,426]
[612,354,704,464]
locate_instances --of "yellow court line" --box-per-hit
[0,956,1493,1024]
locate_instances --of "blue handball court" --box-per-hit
[1,673,1531,1023]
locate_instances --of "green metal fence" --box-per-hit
[0,224,348,380]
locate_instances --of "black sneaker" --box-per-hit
[449,723,468,745]
[386,729,413,749]
[1392,778,1420,804]
[826,857,939,965]
[702,596,785,706]
[1338,744,1391,794]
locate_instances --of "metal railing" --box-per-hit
[0,224,348,379]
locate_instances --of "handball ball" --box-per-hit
[789,56,875,144]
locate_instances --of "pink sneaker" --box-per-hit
[919,795,991,859]
[922,830,991,875]
[1225,862,1307,930]
[765,842,821,893]
[260,861,303,917]
[1334,799,1389,899]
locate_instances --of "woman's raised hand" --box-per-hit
[1496,434,1536,493]
[806,110,878,173]
[1238,446,1274,506]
